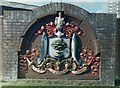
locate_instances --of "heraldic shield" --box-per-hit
[49,37,70,60]
[19,11,100,76]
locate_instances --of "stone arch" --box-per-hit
[19,3,99,55]
[18,2,100,79]
[21,3,90,37]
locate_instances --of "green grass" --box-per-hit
[1,81,54,86]
[1,81,120,88]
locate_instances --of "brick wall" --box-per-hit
[0,16,3,81]
[89,13,117,85]
[117,18,120,78]
[2,10,34,81]
[0,2,117,86]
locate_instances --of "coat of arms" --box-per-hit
[19,12,100,75]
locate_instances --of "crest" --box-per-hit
[49,37,70,60]
[19,11,100,75]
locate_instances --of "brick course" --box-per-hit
[0,2,117,86]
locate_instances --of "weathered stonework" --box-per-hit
[2,10,34,81]
[117,18,120,79]
[0,1,118,86]
[0,16,3,81]
[89,13,117,85]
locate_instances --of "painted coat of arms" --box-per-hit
[19,12,100,76]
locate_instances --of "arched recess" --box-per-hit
[20,15,99,53]
[19,3,99,54]
[18,3,100,79]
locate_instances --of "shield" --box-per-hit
[48,36,70,60]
